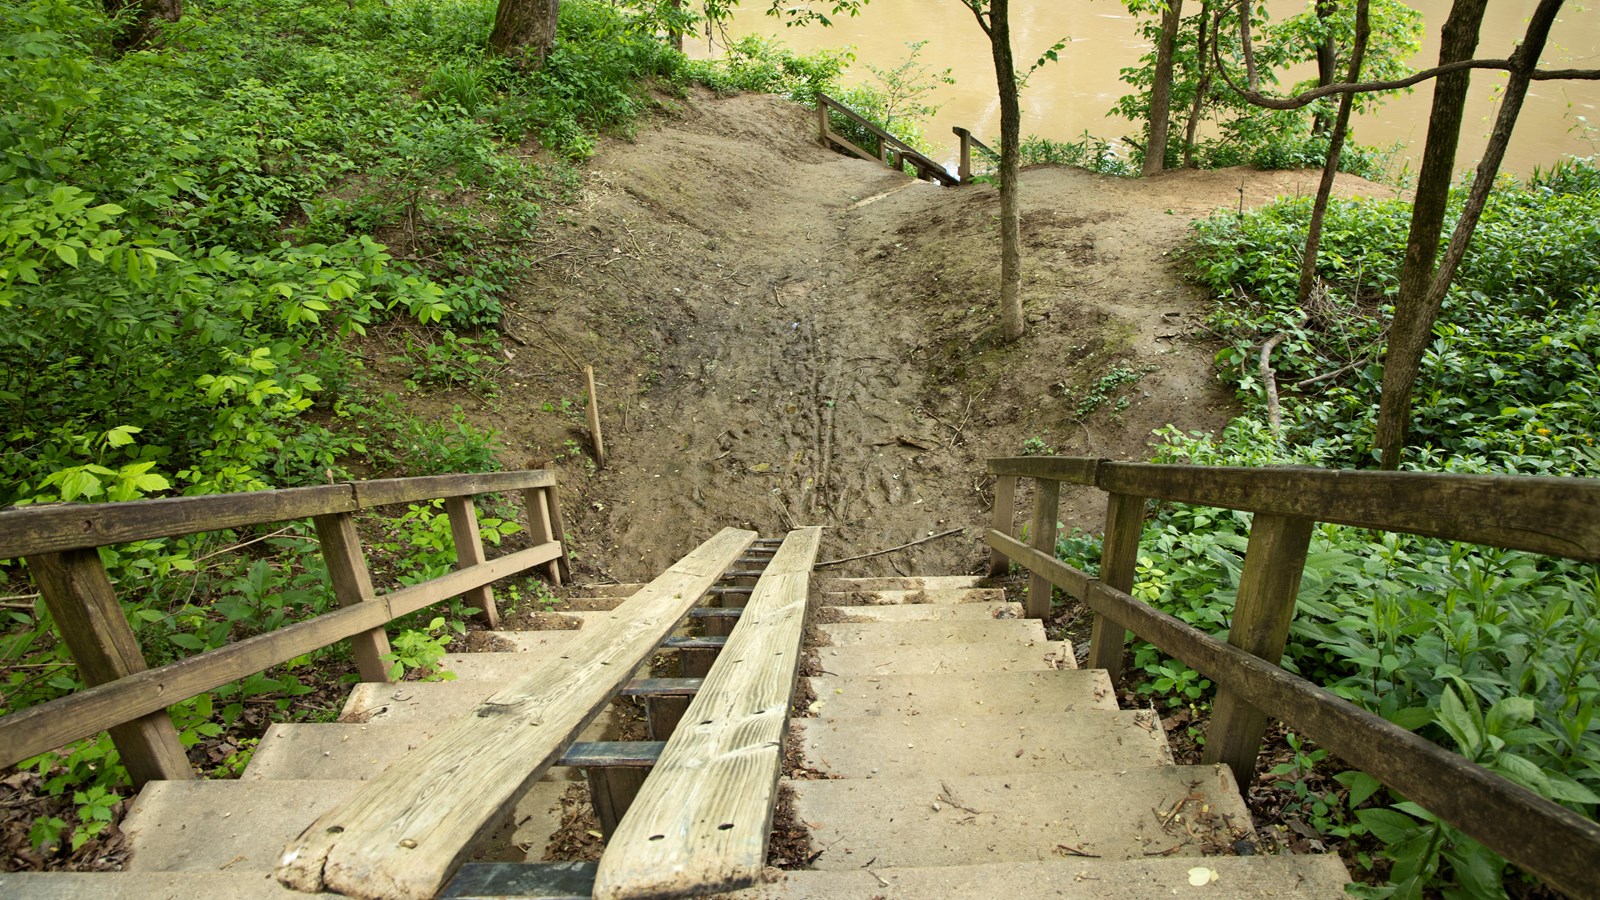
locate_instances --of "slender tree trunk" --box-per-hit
[1310,0,1338,135]
[1375,0,1564,468]
[1144,0,1185,176]
[104,0,182,51]
[1183,4,1213,169]
[989,0,1025,342]
[488,0,560,68]
[1296,0,1369,307]
[1371,0,1488,468]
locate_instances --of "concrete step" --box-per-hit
[826,602,1022,622]
[819,619,1047,647]
[791,766,1254,869]
[822,576,986,592]
[800,710,1172,777]
[123,779,357,873]
[0,871,334,898]
[808,671,1116,719]
[724,855,1353,898]
[467,629,582,654]
[822,588,1007,606]
[814,639,1073,676]
[565,582,646,599]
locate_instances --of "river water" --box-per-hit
[687,1,1599,176]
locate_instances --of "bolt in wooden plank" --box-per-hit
[1203,513,1314,788]
[313,513,392,684]
[988,474,1018,577]
[1086,492,1147,680]
[275,527,756,900]
[26,550,192,787]
[1025,479,1060,618]
[591,527,822,900]
[445,496,498,630]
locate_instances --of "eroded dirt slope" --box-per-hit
[444,91,1395,580]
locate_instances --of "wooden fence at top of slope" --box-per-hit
[815,92,960,186]
[0,470,571,787]
[984,456,1600,900]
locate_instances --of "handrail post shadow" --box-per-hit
[988,475,1018,577]
[1085,493,1146,680]
[1025,479,1060,618]
[1202,513,1315,789]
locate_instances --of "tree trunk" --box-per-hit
[1183,3,1213,169]
[990,0,1025,342]
[1371,0,1488,468]
[1296,0,1369,307]
[104,0,182,51]
[1143,0,1185,176]
[1310,0,1338,135]
[1374,0,1563,468]
[488,0,560,68]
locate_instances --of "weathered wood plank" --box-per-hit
[817,95,958,186]
[986,456,1101,485]
[26,550,193,786]
[1024,479,1061,619]
[591,527,822,900]
[445,497,499,629]
[1201,514,1314,787]
[0,541,562,769]
[559,742,665,768]
[619,678,703,698]
[1076,580,1600,900]
[544,485,572,582]
[987,475,1018,577]
[982,531,1089,600]
[350,470,555,510]
[1095,462,1600,562]
[1085,492,1146,679]
[275,528,757,900]
[313,513,392,683]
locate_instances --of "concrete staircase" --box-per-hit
[0,574,1351,898]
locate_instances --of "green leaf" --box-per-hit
[1435,686,1480,755]
[1334,770,1384,808]
[1356,807,1423,845]
[54,244,79,267]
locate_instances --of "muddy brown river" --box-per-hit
[689,0,1599,176]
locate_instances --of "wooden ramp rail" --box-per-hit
[952,126,999,184]
[592,527,822,900]
[0,470,571,788]
[985,456,1600,900]
[275,527,758,900]
[816,93,958,186]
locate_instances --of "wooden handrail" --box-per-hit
[984,456,1600,898]
[0,469,570,785]
[815,93,958,187]
[952,126,998,184]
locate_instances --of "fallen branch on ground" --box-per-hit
[813,528,965,568]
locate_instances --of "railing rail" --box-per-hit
[0,470,571,785]
[815,93,958,187]
[952,126,999,184]
[985,456,1600,899]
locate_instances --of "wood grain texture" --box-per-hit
[1201,514,1314,788]
[1025,480,1061,619]
[275,528,756,900]
[0,470,556,558]
[313,513,392,683]
[1078,580,1600,900]
[591,527,822,900]
[445,497,499,629]
[26,550,192,786]
[985,456,1101,485]
[987,475,1017,577]
[0,541,561,769]
[1085,492,1146,680]
[982,531,1089,600]
[1095,462,1600,561]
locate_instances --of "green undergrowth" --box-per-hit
[1056,159,1600,897]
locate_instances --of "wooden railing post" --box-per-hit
[1085,493,1147,680]
[988,474,1018,577]
[312,513,393,683]
[816,97,829,148]
[522,486,568,585]
[26,549,193,787]
[1202,512,1315,789]
[445,496,499,629]
[954,126,973,183]
[1025,479,1061,618]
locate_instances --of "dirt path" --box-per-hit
[474,91,1394,581]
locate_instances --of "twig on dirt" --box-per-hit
[0,594,40,604]
[1292,356,1371,391]
[938,781,983,815]
[504,308,584,373]
[1258,332,1289,437]
[813,528,964,568]
[192,526,299,565]
[1055,843,1102,858]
